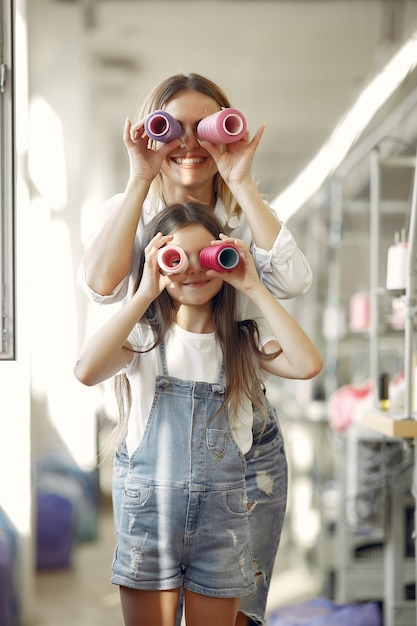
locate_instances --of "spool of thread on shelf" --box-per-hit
[378,372,390,412]
[386,230,408,291]
[349,292,370,332]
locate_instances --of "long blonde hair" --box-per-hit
[113,203,276,449]
[137,73,240,219]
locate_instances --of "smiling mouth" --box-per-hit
[172,157,206,165]
[183,279,210,286]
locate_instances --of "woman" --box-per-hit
[75,203,322,626]
[79,73,313,626]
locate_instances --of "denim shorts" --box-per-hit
[111,478,255,597]
[111,398,287,619]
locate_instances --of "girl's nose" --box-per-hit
[186,253,203,273]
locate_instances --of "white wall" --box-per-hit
[26,0,99,476]
[0,1,106,621]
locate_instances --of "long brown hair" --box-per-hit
[137,73,240,219]
[114,203,271,447]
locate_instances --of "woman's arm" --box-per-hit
[82,177,150,296]
[202,127,313,298]
[202,125,281,250]
[82,119,180,296]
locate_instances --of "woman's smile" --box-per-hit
[171,156,207,167]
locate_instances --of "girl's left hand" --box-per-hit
[198,124,265,187]
[207,235,261,294]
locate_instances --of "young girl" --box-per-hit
[74,203,322,626]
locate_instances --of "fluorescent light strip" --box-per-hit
[272,31,417,222]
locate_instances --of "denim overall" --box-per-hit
[111,341,256,598]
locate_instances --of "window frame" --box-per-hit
[0,0,15,360]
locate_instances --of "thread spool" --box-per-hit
[145,111,182,142]
[199,244,240,271]
[386,230,408,291]
[157,245,188,273]
[378,372,390,412]
[197,109,247,144]
[349,292,370,333]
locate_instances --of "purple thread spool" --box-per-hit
[199,244,240,271]
[197,109,247,144]
[157,245,188,274]
[145,111,182,142]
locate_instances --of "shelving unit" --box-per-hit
[361,146,417,626]
[322,139,417,623]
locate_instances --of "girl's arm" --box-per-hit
[82,119,180,296]
[218,238,323,380]
[253,284,322,380]
[74,300,140,387]
[75,233,170,386]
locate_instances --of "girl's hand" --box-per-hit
[124,118,181,182]
[136,233,174,301]
[206,235,262,295]
[198,124,265,187]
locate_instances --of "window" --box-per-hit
[0,0,15,359]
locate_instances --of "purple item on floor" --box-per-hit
[36,492,74,569]
[268,597,382,626]
[0,532,14,626]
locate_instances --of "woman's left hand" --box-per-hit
[199,124,265,187]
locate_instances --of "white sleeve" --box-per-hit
[252,223,313,300]
[224,199,313,300]
[77,262,129,304]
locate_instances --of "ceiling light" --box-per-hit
[272,30,417,223]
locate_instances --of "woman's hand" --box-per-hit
[198,124,265,187]
[124,118,181,182]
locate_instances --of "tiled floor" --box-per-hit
[28,501,320,626]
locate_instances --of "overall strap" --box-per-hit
[159,340,169,377]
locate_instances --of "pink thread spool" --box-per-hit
[145,111,182,142]
[199,244,240,271]
[349,292,370,333]
[157,245,188,273]
[197,109,247,144]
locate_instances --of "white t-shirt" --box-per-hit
[121,322,273,457]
